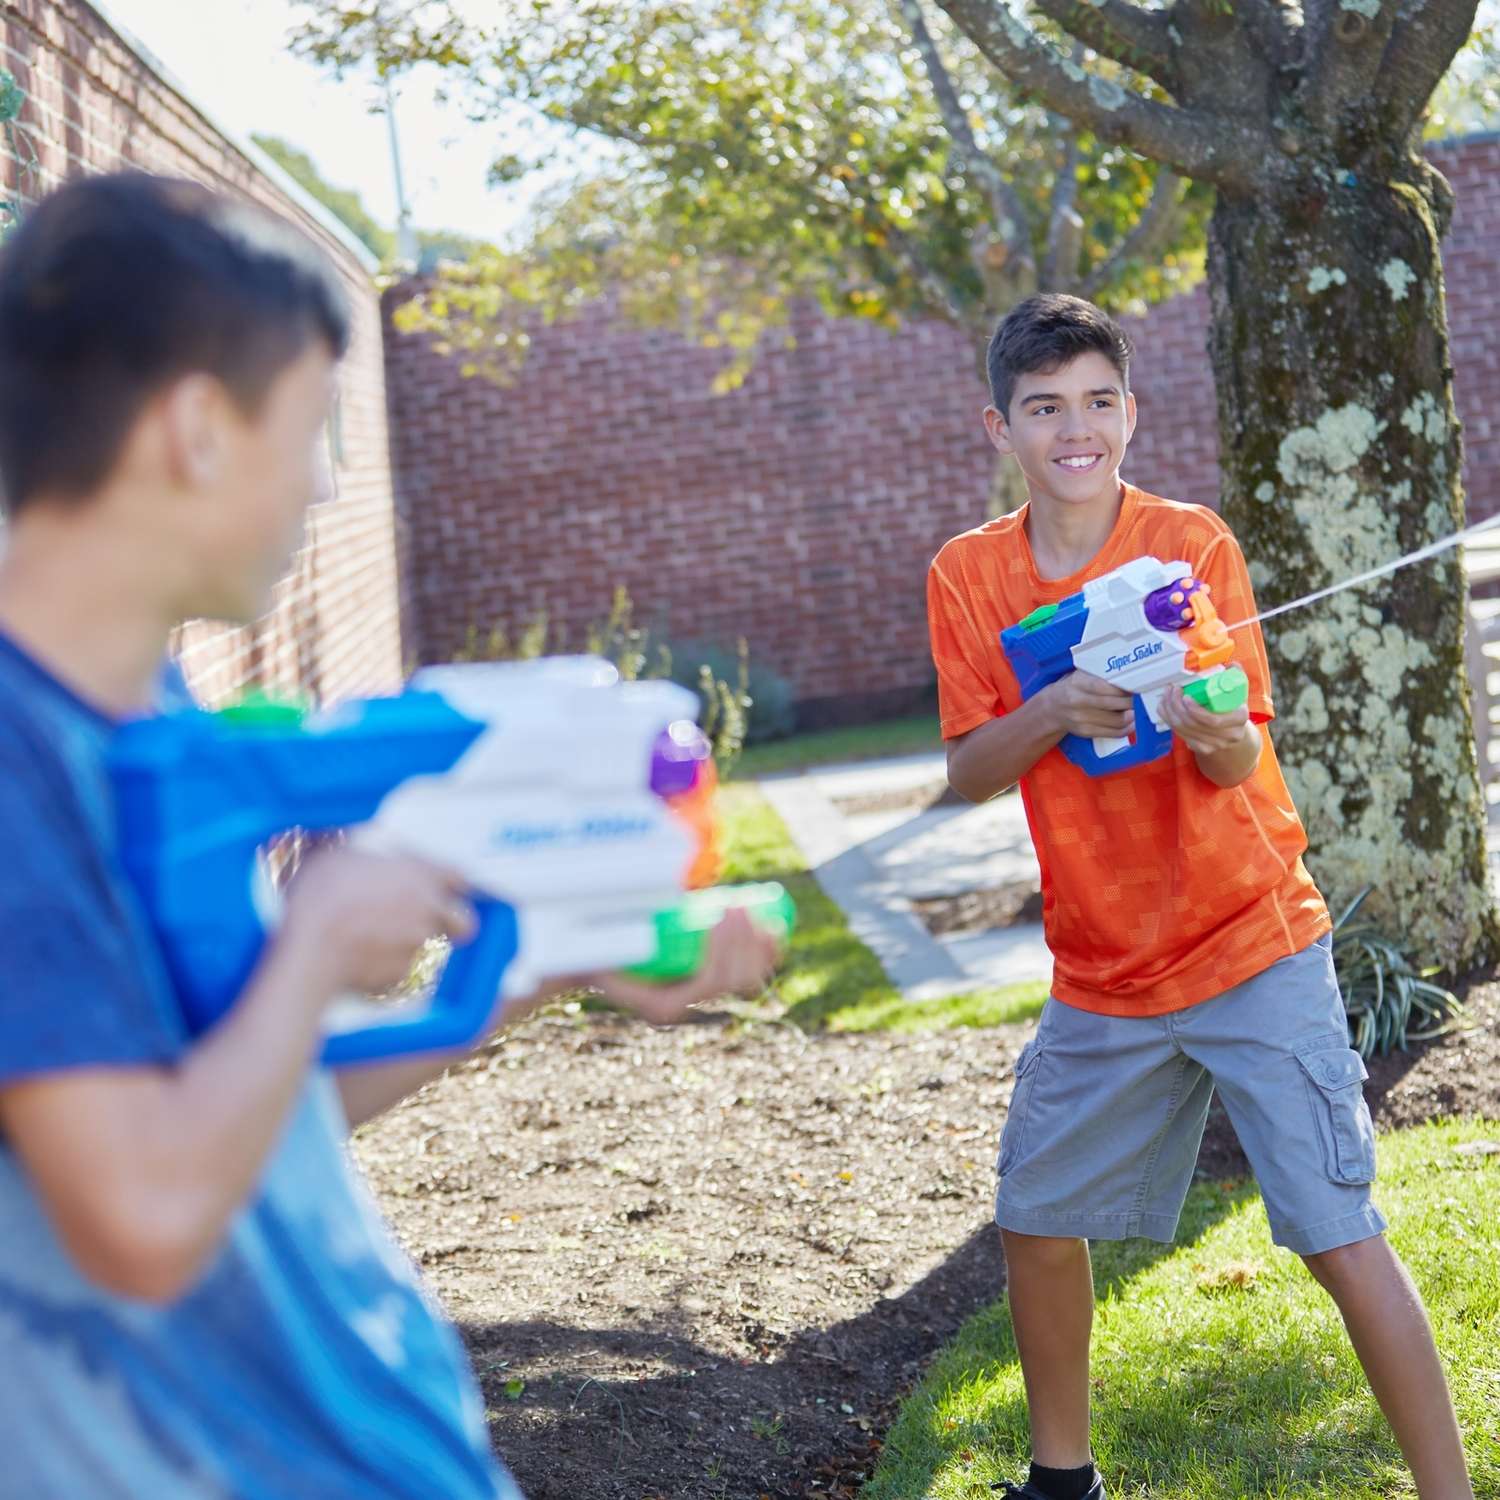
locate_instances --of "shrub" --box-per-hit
[666,638,796,745]
[451,588,752,773]
[1332,887,1465,1058]
[1,69,39,244]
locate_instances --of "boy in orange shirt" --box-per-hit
[927,294,1472,1500]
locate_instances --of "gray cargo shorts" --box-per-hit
[995,935,1387,1256]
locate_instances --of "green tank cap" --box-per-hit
[1183,666,1249,715]
[625,882,796,982]
[1018,602,1059,633]
[218,688,309,729]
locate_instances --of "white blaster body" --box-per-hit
[1070,557,1232,761]
[349,657,702,998]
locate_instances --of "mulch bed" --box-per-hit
[355,984,1500,1500]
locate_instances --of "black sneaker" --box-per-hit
[991,1479,1105,1500]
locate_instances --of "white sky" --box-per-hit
[88,0,1500,247]
[95,0,559,242]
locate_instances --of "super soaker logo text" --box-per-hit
[493,814,655,849]
[1106,640,1164,674]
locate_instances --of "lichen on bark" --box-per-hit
[928,0,1498,966]
[1211,153,1497,967]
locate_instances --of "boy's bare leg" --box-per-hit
[1303,1235,1473,1500]
[1001,1229,1095,1468]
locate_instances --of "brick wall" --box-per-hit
[387,135,1500,723]
[1,0,406,705]
[1119,134,1500,525]
[386,293,995,722]
[1436,134,1500,516]
[1117,286,1217,509]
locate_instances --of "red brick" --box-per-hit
[10,0,406,706]
[383,136,1500,717]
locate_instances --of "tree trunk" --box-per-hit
[989,455,1028,519]
[965,311,1031,519]
[1209,150,1498,967]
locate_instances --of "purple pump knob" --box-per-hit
[1144,576,1206,632]
[651,720,711,797]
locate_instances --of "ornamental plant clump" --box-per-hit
[455,586,752,774]
[0,69,38,243]
[1331,887,1465,1059]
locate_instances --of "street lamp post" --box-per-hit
[382,73,418,266]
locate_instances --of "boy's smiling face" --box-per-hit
[983,349,1137,514]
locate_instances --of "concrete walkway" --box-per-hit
[762,750,1500,1003]
[761,752,1050,1000]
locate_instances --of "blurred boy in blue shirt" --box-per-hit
[0,172,776,1499]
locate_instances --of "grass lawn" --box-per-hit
[731,713,941,780]
[864,1119,1500,1499]
[718,782,1046,1032]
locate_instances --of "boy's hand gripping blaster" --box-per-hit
[999,556,1250,776]
[109,657,794,1064]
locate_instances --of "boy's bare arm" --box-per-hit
[1158,688,1262,788]
[334,907,784,1129]
[946,672,1134,801]
[0,849,467,1305]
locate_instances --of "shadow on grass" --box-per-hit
[863,1179,1268,1497]
[863,1169,1453,1500]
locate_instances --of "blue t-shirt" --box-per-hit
[0,633,521,1500]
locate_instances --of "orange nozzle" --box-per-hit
[667,760,723,888]
[1180,588,1235,672]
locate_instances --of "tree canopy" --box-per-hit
[289,0,1209,385]
[289,2,1500,964]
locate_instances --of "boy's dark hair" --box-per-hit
[0,172,350,515]
[986,292,1134,416]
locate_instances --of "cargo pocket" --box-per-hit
[997,1035,1047,1177]
[1294,1034,1377,1185]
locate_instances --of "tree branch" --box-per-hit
[1376,0,1483,141]
[1041,114,1083,288]
[898,0,1035,262]
[884,221,975,325]
[1304,0,1402,128]
[1032,1,1177,90]
[1080,169,1184,298]
[934,0,1261,188]
[1236,0,1298,69]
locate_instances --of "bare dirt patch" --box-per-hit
[912,884,1045,937]
[355,983,1500,1499]
[828,782,962,818]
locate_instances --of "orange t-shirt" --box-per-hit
[927,484,1330,1016]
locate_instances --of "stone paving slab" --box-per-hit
[761,753,1051,998]
[848,798,1038,900]
[941,923,1055,985]
[791,752,1040,897]
[765,750,1500,1003]
[809,752,953,800]
[759,774,977,997]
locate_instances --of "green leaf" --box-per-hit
[0,69,24,124]
[289,0,1208,381]
[1333,901,1464,1058]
